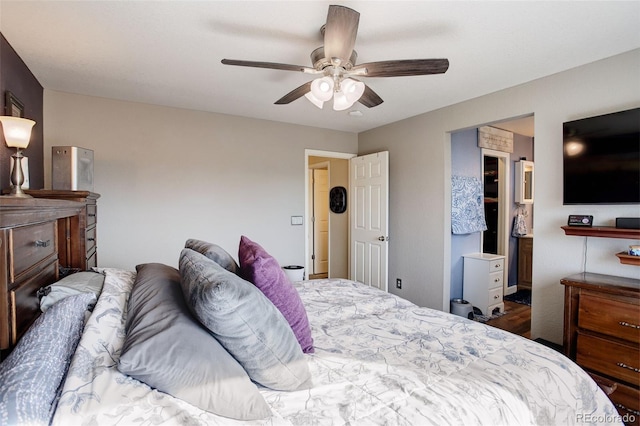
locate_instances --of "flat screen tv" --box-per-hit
[563,108,640,205]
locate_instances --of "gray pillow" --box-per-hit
[118,263,271,420]
[185,239,239,274]
[0,292,95,426]
[179,249,312,391]
[40,271,104,312]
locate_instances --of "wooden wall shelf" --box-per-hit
[561,226,640,240]
[616,252,640,266]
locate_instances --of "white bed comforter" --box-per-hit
[53,268,620,426]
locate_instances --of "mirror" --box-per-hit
[515,160,534,204]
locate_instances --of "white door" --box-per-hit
[313,169,329,275]
[350,151,389,291]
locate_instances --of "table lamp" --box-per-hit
[0,116,36,198]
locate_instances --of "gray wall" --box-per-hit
[43,91,358,270]
[450,128,482,299]
[358,49,640,344]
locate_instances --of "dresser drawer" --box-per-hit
[489,271,503,290]
[577,333,640,386]
[86,203,97,227]
[489,258,504,271]
[10,259,57,344]
[579,293,639,344]
[10,221,56,281]
[489,286,503,304]
[611,382,640,425]
[591,372,640,425]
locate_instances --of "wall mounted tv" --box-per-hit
[563,107,640,205]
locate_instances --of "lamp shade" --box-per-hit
[304,92,325,109]
[0,116,35,149]
[332,91,351,111]
[341,78,365,104]
[310,76,334,102]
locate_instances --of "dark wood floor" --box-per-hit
[485,301,531,338]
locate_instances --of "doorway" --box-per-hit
[305,150,354,280]
[309,165,329,278]
[449,115,534,333]
[481,149,510,274]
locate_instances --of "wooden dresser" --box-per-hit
[25,190,100,270]
[0,198,83,359]
[562,272,640,424]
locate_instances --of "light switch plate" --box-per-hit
[291,216,303,225]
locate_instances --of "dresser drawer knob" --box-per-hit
[87,238,95,242]
[616,362,640,373]
[35,239,51,248]
[493,294,501,300]
[88,213,96,217]
[619,321,640,330]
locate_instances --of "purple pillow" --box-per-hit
[238,236,314,353]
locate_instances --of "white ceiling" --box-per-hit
[1,1,638,134]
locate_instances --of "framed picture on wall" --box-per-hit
[5,91,24,117]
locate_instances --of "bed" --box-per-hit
[0,235,623,426]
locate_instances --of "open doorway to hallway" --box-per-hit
[305,150,353,280]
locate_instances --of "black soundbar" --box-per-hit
[616,217,640,229]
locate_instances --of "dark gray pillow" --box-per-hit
[185,239,239,274]
[0,292,95,426]
[118,263,271,420]
[179,249,312,391]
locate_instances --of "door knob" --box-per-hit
[378,236,389,241]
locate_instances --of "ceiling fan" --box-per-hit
[221,5,449,111]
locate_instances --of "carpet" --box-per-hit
[504,289,531,306]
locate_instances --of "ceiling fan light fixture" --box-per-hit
[310,76,334,102]
[332,90,353,111]
[304,92,325,109]
[341,78,365,104]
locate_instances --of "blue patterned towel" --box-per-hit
[451,176,487,235]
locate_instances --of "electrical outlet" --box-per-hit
[396,278,402,289]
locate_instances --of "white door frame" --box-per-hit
[481,148,512,296]
[304,150,356,278]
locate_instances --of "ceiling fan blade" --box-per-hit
[358,84,384,108]
[274,81,312,104]
[221,59,314,73]
[352,59,449,77]
[323,5,359,63]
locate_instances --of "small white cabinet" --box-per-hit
[462,253,505,316]
[515,160,534,204]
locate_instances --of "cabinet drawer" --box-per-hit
[489,286,503,304]
[577,333,639,386]
[579,293,640,344]
[86,226,96,253]
[489,259,504,271]
[489,271,503,289]
[611,382,640,425]
[591,372,640,425]
[86,204,97,227]
[10,260,57,344]
[10,221,56,281]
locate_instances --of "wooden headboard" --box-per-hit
[0,197,83,359]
